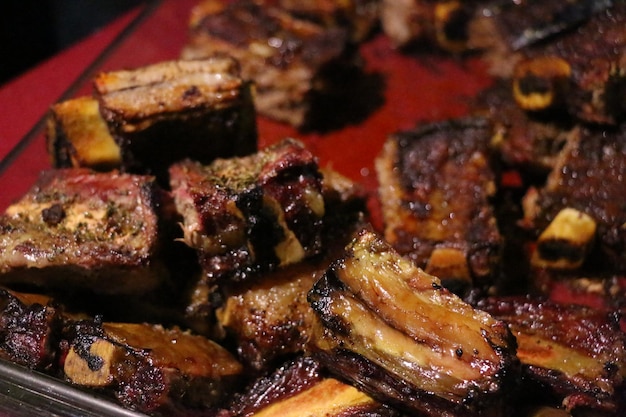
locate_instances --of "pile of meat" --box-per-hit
[0,1,624,416]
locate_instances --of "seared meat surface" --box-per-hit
[376,117,502,295]
[308,229,520,417]
[0,169,167,294]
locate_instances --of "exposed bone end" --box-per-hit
[531,208,597,270]
[64,339,123,387]
[434,1,470,53]
[46,97,121,171]
[512,57,571,112]
[424,247,472,293]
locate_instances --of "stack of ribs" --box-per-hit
[181,0,359,128]
[47,56,257,184]
[375,117,502,296]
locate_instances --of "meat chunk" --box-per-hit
[181,0,356,128]
[478,296,626,415]
[220,356,400,417]
[169,139,324,290]
[62,319,243,414]
[308,229,520,417]
[0,169,167,294]
[92,56,257,183]
[521,125,626,273]
[375,117,502,295]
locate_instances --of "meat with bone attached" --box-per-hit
[477,296,626,415]
[0,169,168,294]
[91,56,257,183]
[181,0,357,128]
[308,228,520,417]
[169,139,325,302]
[520,125,626,274]
[512,2,626,125]
[375,117,501,295]
[219,355,400,417]
[62,319,243,414]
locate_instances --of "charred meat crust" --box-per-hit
[375,117,502,294]
[308,229,520,417]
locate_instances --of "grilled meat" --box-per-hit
[478,296,626,415]
[92,56,257,183]
[0,288,62,372]
[182,0,356,128]
[169,139,324,291]
[220,355,400,417]
[0,169,168,294]
[375,117,502,295]
[46,96,122,171]
[308,229,520,417]
[62,319,243,414]
[520,125,626,273]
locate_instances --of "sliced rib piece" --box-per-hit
[375,117,501,295]
[521,125,626,273]
[221,356,400,417]
[92,56,257,183]
[170,139,324,289]
[308,229,519,417]
[63,319,242,414]
[0,169,167,294]
[182,0,355,128]
[478,296,626,415]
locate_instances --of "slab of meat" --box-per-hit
[181,0,357,128]
[478,296,626,415]
[0,169,167,294]
[308,229,520,417]
[375,117,502,295]
[62,318,243,415]
[91,56,257,183]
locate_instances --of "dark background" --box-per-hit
[1,0,144,86]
